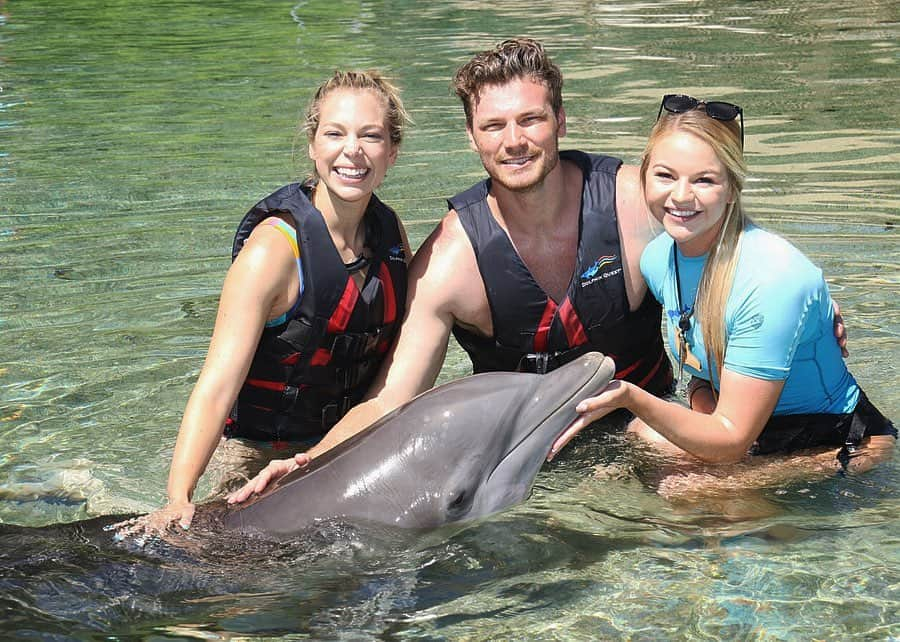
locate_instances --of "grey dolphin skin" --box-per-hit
[0,353,613,550]
[223,352,615,537]
[0,354,612,636]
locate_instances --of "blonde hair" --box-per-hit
[293,70,410,179]
[303,69,409,146]
[640,108,749,385]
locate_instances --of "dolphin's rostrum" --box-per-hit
[224,352,615,536]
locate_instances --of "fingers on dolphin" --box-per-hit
[223,352,616,537]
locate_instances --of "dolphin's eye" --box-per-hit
[447,489,473,516]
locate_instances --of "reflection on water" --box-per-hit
[1,0,898,638]
[1,433,896,639]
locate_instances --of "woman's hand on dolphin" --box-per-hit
[226,453,310,504]
[547,381,626,460]
[111,500,196,542]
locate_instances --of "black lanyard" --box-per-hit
[673,244,695,382]
[674,245,693,338]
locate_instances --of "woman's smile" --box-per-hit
[644,131,733,256]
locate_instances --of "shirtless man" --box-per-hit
[228,38,674,501]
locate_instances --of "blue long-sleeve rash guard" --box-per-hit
[641,224,859,415]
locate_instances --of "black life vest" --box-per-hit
[227,182,408,441]
[449,151,672,395]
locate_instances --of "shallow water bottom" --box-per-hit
[1,431,897,640]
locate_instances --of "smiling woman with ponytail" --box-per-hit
[119,71,412,537]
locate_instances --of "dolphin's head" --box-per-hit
[465,351,614,521]
[394,352,616,528]
[224,352,616,535]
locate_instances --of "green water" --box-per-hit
[1,0,898,638]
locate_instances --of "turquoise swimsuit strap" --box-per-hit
[263,217,304,328]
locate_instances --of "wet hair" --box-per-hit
[452,38,563,128]
[640,108,748,386]
[303,70,409,146]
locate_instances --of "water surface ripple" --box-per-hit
[0,0,897,638]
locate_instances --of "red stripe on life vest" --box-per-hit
[245,378,286,392]
[534,299,558,353]
[614,359,641,380]
[310,348,332,366]
[558,298,588,347]
[614,351,663,386]
[378,263,397,324]
[280,352,300,366]
[327,278,360,334]
[635,351,665,388]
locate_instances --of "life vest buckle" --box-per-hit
[331,329,382,360]
[334,358,376,389]
[519,345,594,375]
[518,352,555,374]
[280,384,300,413]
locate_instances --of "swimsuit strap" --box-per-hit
[263,217,304,327]
[264,217,300,259]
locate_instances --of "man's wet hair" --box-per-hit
[452,38,563,128]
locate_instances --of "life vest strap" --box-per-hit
[517,344,591,374]
[328,327,385,360]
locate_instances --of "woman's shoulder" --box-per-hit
[737,225,825,302]
[642,231,673,264]
[742,224,803,256]
[369,192,404,229]
[741,225,821,281]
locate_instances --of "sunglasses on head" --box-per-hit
[656,93,744,148]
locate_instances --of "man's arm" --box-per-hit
[228,210,486,502]
[615,163,658,311]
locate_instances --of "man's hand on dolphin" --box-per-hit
[833,301,848,358]
[226,453,310,504]
[546,380,622,461]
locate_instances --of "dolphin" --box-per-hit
[0,345,615,640]
[1,352,614,548]
[222,352,615,537]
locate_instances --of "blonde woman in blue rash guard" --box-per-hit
[557,95,895,471]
